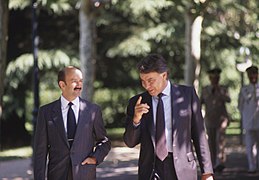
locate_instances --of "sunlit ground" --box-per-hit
[0,146,139,180]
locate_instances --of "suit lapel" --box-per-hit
[51,99,69,147]
[142,92,155,143]
[73,98,89,143]
[171,84,180,131]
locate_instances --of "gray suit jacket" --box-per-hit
[34,97,111,180]
[124,84,213,180]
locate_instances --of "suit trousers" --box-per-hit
[67,159,73,180]
[155,153,178,180]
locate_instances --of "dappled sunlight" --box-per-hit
[97,146,139,179]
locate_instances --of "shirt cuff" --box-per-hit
[133,122,141,127]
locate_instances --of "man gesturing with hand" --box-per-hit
[124,54,213,180]
[133,96,150,125]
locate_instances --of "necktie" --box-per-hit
[155,93,168,161]
[67,102,76,146]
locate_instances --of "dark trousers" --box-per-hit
[155,153,178,180]
[67,160,73,180]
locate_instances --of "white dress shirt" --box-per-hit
[61,96,79,133]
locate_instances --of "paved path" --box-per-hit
[1,136,259,180]
[0,146,139,180]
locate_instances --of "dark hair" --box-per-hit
[137,54,168,74]
[207,68,222,75]
[246,65,258,74]
[58,66,81,84]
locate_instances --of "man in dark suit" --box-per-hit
[33,66,111,180]
[124,54,214,180]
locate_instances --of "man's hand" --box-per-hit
[133,96,150,124]
[81,157,97,165]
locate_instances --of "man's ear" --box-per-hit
[58,81,65,89]
[162,72,167,79]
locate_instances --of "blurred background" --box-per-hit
[0,0,258,159]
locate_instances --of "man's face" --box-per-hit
[140,71,168,97]
[60,68,83,100]
[209,74,220,86]
[248,72,258,84]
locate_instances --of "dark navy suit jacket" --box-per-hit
[34,97,111,180]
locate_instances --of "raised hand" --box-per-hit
[133,96,150,124]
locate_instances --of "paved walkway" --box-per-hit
[1,136,259,180]
[0,146,139,180]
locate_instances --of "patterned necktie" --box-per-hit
[67,102,76,146]
[155,93,168,161]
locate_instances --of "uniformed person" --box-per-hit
[201,68,231,172]
[238,65,259,173]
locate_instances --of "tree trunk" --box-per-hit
[184,11,203,92]
[0,0,9,149]
[79,0,96,101]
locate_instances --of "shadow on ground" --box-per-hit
[1,135,259,180]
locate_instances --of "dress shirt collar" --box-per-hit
[156,80,170,98]
[61,95,80,109]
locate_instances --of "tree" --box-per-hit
[0,0,9,149]
[184,0,207,91]
[79,0,97,100]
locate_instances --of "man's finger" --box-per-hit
[136,96,142,105]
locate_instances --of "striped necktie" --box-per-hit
[67,102,76,147]
[155,93,168,161]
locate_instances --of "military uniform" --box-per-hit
[201,68,231,171]
[238,66,259,173]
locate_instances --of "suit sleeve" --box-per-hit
[33,107,48,180]
[92,106,111,164]
[190,87,213,174]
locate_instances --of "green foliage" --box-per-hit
[9,0,73,14]
[93,87,141,127]
[107,36,151,57]
[0,146,32,160]
[106,128,124,140]
[125,0,173,20]
[99,0,180,60]
[6,50,71,89]
[3,49,78,125]
[5,0,259,132]
[9,0,30,9]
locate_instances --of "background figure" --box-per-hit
[124,54,213,180]
[33,66,111,180]
[238,65,259,173]
[201,68,231,172]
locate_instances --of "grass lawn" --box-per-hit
[0,146,32,161]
